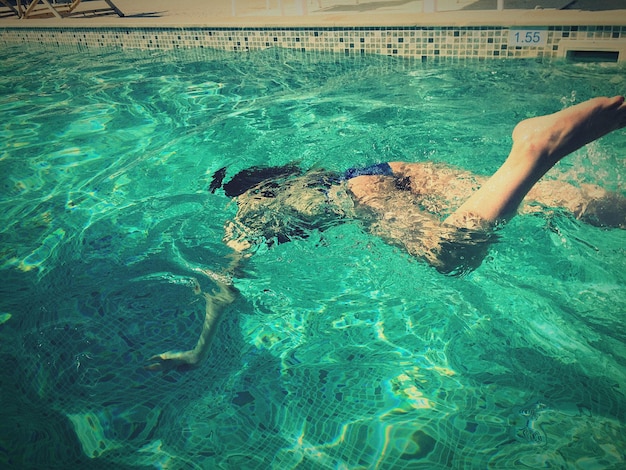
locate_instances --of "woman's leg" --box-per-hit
[348,97,626,273]
[444,96,626,229]
[523,180,626,228]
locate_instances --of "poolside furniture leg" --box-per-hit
[66,0,81,13]
[23,0,62,18]
[40,0,62,18]
[0,0,22,17]
[20,0,122,18]
[22,0,38,17]
[103,0,123,17]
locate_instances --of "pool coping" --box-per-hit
[2,3,626,61]
[1,6,626,29]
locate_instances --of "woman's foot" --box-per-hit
[511,96,626,169]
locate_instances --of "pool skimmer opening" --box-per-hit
[559,39,626,63]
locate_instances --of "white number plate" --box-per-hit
[508,29,548,47]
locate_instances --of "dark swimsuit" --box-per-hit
[343,162,394,180]
[303,162,397,196]
[342,162,410,191]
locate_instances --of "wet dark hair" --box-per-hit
[210,164,303,198]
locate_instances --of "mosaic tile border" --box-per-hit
[1,25,625,60]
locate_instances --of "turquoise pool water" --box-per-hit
[1,44,625,469]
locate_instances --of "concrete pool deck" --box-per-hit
[1,0,626,28]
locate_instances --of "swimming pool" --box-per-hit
[1,44,625,469]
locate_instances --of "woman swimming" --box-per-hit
[147,96,626,372]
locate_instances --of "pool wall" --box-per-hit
[2,25,626,60]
